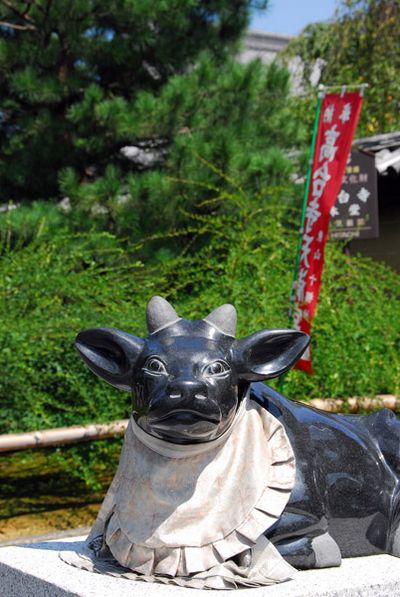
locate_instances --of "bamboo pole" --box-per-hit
[279,86,325,394]
[288,86,325,324]
[0,395,398,453]
[0,419,129,453]
[302,395,400,414]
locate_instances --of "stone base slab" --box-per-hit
[1,536,400,596]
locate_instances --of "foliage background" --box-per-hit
[2,187,399,441]
[0,0,265,202]
[283,0,400,136]
[0,0,399,494]
[59,58,303,242]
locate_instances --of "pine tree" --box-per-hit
[0,0,261,200]
[59,55,305,243]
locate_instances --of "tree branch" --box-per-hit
[0,0,35,23]
[0,19,35,30]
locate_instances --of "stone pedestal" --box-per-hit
[0,536,399,596]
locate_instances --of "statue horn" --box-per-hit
[146,296,180,334]
[204,304,237,338]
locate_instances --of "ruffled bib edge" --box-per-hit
[105,420,295,577]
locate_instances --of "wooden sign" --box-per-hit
[330,151,379,240]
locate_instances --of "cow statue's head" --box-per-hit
[76,296,309,444]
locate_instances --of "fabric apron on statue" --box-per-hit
[61,394,297,589]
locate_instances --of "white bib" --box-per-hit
[62,394,297,589]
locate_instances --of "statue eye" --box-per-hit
[144,358,167,375]
[203,360,230,378]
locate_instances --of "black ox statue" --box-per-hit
[66,296,400,589]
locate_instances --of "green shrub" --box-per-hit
[0,200,105,252]
[1,231,148,434]
[166,189,400,401]
[1,190,399,486]
[0,202,65,250]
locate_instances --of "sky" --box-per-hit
[250,0,338,36]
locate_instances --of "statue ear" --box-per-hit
[232,329,309,380]
[75,328,145,391]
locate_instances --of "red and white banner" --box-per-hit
[293,91,363,373]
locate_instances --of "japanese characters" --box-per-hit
[293,91,363,372]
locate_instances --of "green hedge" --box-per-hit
[1,231,148,433]
[1,195,399,484]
